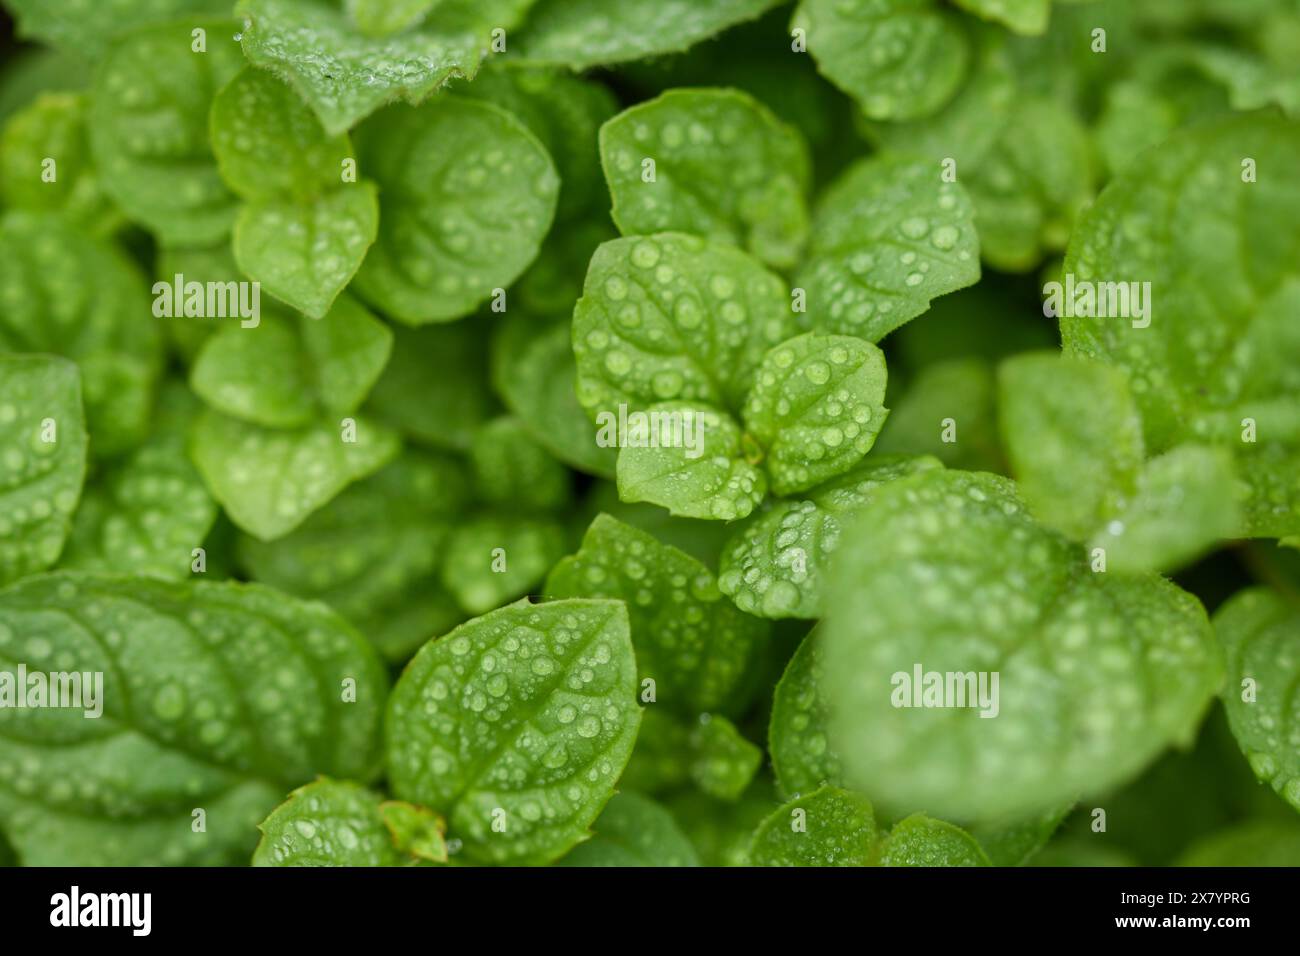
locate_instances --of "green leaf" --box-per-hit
[61,385,217,580]
[873,358,1002,471]
[516,0,779,70]
[615,403,767,521]
[0,211,162,456]
[798,155,980,341]
[0,572,388,866]
[769,629,842,796]
[823,469,1223,823]
[210,67,355,203]
[352,96,559,323]
[253,779,406,866]
[998,352,1145,540]
[152,243,248,363]
[0,92,111,226]
[459,64,618,224]
[743,333,889,495]
[792,0,969,121]
[89,18,245,245]
[189,407,401,541]
[0,356,86,587]
[347,0,444,38]
[234,185,380,318]
[1062,114,1300,536]
[385,598,641,865]
[546,515,768,718]
[365,321,498,452]
[600,88,811,269]
[236,0,497,136]
[236,450,470,657]
[558,791,699,866]
[964,96,1092,271]
[749,785,876,866]
[687,714,762,801]
[470,417,572,513]
[379,799,449,862]
[1177,821,1300,867]
[968,803,1071,866]
[491,314,618,478]
[1000,353,1240,570]
[663,776,779,865]
[190,294,391,427]
[876,813,991,866]
[5,0,234,60]
[574,233,797,419]
[1213,588,1300,812]
[718,455,943,619]
[190,313,315,428]
[953,0,1049,36]
[440,515,567,615]
[1087,444,1240,574]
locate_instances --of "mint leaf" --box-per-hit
[0,92,111,226]
[5,0,234,59]
[769,629,841,796]
[998,352,1145,540]
[792,0,969,120]
[153,243,249,362]
[749,785,876,866]
[0,356,86,586]
[210,67,355,202]
[558,791,699,866]
[516,0,779,70]
[1061,114,1300,537]
[189,407,400,541]
[1178,821,1300,867]
[573,233,796,418]
[0,211,162,456]
[347,0,444,38]
[798,155,980,341]
[385,598,641,864]
[352,96,559,323]
[234,186,380,318]
[459,64,617,224]
[470,417,572,513]
[236,0,494,136]
[718,455,943,619]
[0,572,388,866]
[491,314,618,478]
[89,19,245,245]
[743,333,888,495]
[969,803,1071,867]
[546,514,768,717]
[1087,445,1240,573]
[1213,588,1300,812]
[687,714,762,801]
[823,469,1223,823]
[236,450,470,659]
[440,515,567,615]
[876,813,991,866]
[615,403,767,521]
[600,88,811,268]
[253,779,408,866]
[190,294,391,427]
[953,0,1049,36]
[61,384,216,580]
[664,778,779,866]
[365,321,497,452]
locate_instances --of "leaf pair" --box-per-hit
[999,352,1241,573]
